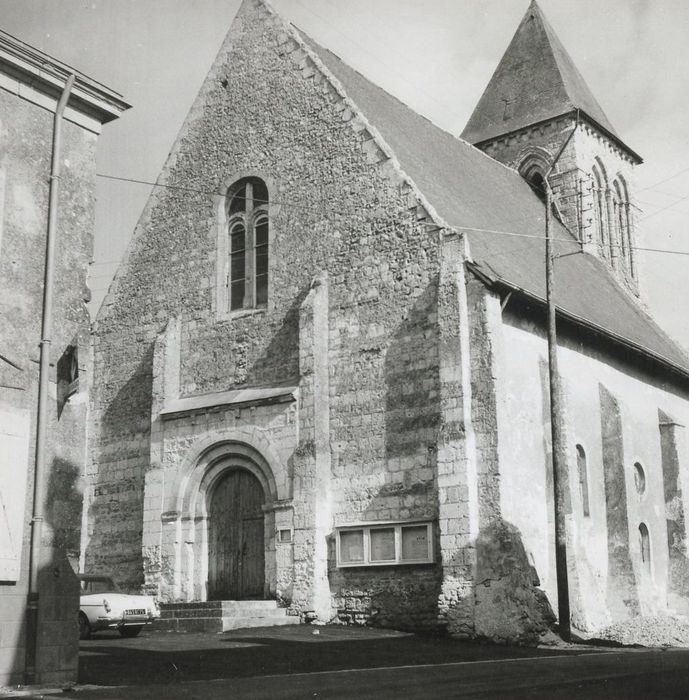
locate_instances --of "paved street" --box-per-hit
[5,625,689,699]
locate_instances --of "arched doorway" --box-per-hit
[207,468,265,600]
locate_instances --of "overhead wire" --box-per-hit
[641,191,689,221]
[638,166,689,192]
[89,170,689,282]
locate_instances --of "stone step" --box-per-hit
[155,599,301,633]
[221,600,279,612]
[160,606,287,620]
[221,615,300,631]
[160,600,280,619]
[161,600,278,612]
[160,601,224,611]
[153,617,223,634]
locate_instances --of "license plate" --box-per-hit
[125,609,146,615]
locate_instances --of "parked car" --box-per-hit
[78,574,160,639]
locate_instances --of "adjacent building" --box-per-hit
[0,31,128,684]
[86,0,689,641]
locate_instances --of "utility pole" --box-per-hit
[543,113,580,643]
[545,181,571,642]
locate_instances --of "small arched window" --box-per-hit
[226,177,269,311]
[518,154,549,203]
[633,462,646,495]
[576,444,590,517]
[639,523,651,571]
[525,168,546,202]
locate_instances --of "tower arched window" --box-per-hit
[613,176,634,278]
[613,180,625,263]
[226,177,269,311]
[517,152,550,203]
[591,163,608,255]
[524,166,546,202]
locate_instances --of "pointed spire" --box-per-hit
[462,1,618,145]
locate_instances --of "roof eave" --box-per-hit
[471,109,643,165]
[467,261,689,381]
[0,30,130,123]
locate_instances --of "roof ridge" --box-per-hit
[287,25,455,233]
[294,27,554,208]
[531,3,617,136]
[300,32,585,245]
[461,2,619,146]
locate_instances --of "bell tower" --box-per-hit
[461,0,642,290]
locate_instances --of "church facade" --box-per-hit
[85,0,689,641]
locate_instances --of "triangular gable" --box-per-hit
[96,0,451,325]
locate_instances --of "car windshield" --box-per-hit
[79,577,118,594]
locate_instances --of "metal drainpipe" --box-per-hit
[25,73,76,685]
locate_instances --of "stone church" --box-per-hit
[86,0,689,640]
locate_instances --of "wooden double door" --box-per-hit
[208,469,265,600]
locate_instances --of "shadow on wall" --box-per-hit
[86,343,155,592]
[182,286,307,395]
[472,520,555,643]
[49,457,83,564]
[437,518,556,644]
[329,518,556,640]
[329,280,556,641]
[17,456,81,684]
[328,283,443,631]
[243,290,305,388]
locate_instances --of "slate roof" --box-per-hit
[460,1,639,162]
[297,31,689,378]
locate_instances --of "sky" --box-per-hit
[3,0,689,348]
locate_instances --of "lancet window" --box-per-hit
[226,177,269,311]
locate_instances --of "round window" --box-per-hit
[634,462,646,495]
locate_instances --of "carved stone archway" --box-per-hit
[162,438,278,602]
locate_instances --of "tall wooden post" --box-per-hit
[545,184,571,642]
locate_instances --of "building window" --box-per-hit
[336,521,434,567]
[518,153,549,203]
[639,523,651,570]
[57,345,79,399]
[633,462,646,495]
[575,444,590,517]
[524,166,546,202]
[613,176,634,278]
[591,163,608,255]
[226,177,269,311]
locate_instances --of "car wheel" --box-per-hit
[118,625,143,638]
[78,612,91,640]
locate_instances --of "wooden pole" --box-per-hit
[545,182,571,642]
